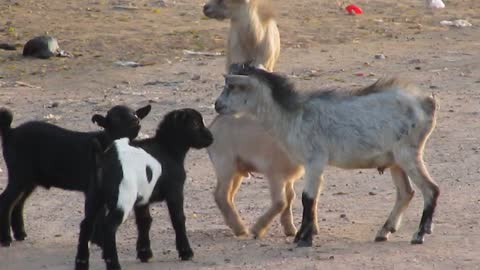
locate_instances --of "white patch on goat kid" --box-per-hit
[114,138,162,222]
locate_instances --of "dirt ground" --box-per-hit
[0,0,479,269]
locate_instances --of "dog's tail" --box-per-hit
[0,108,13,145]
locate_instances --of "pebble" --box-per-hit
[374,54,386,60]
[369,191,377,196]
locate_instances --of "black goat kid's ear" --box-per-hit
[91,114,107,128]
[136,105,152,119]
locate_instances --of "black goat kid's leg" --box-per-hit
[294,193,315,247]
[166,194,193,261]
[134,205,153,263]
[91,206,107,248]
[11,187,35,241]
[0,183,25,247]
[103,209,124,270]
[75,194,103,270]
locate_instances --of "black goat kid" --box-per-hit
[0,105,151,247]
[75,108,213,270]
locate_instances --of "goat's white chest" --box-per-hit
[113,139,162,219]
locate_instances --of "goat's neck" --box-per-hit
[254,93,301,154]
[154,134,189,164]
[230,4,264,45]
[95,132,112,149]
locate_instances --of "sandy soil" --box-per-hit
[1,0,479,269]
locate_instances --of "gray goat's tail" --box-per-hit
[0,108,13,144]
[422,93,438,120]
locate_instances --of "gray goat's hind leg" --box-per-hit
[294,160,326,247]
[375,166,414,242]
[397,158,439,244]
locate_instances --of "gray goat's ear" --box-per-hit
[136,105,151,119]
[224,74,253,89]
[91,114,107,128]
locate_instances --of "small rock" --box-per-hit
[0,43,16,51]
[408,59,422,64]
[369,191,377,196]
[340,214,347,218]
[429,85,439,89]
[415,66,421,70]
[191,74,201,80]
[374,54,386,60]
[46,102,59,108]
[224,258,231,263]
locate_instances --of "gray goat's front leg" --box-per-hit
[294,157,326,247]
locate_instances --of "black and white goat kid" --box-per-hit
[75,108,213,270]
[0,105,151,247]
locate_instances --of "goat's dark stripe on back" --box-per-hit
[231,64,300,111]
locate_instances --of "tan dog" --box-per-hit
[203,0,280,71]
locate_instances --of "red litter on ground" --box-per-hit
[346,4,363,15]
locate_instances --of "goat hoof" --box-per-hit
[14,231,27,241]
[374,236,388,242]
[106,262,121,270]
[411,236,425,245]
[75,259,89,270]
[284,229,297,237]
[0,238,12,247]
[251,230,266,239]
[296,239,312,247]
[137,248,153,263]
[179,249,194,261]
[293,234,300,243]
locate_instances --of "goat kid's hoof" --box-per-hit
[179,249,194,261]
[137,248,153,263]
[234,232,250,240]
[106,262,121,270]
[251,228,267,239]
[374,236,388,242]
[0,238,12,247]
[296,239,313,247]
[75,259,89,270]
[13,231,27,241]
[232,226,250,237]
[284,228,297,237]
[410,235,425,245]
